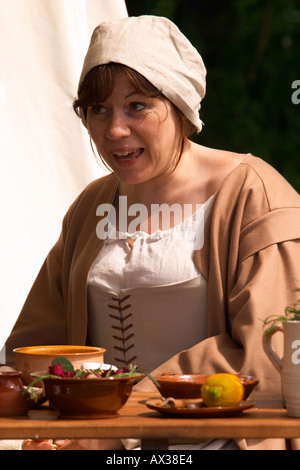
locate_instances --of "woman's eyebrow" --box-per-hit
[125,91,141,99]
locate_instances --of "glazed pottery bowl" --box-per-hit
[14,345,106,385]
[237,375,259,399]
[32,372,144,419]
[155,374,208,399]
[155,373,259,400]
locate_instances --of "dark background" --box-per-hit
[125,0,300,192]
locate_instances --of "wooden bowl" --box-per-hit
[13,345,106,385]
[155,373,259,399]
[33,372,144,419]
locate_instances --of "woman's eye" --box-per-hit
[90,105,106,114]
[130,102,145,112]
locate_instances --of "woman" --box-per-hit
[5,16,300,450]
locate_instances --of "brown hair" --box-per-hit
[73,63,196,169]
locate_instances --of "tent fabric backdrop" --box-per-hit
[0,0,128,353]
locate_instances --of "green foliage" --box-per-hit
[262,287,300,333]
[126,0,300,191]
[52,356,74,372]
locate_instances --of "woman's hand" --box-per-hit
[22,439,57,450]
[22,438,124,450]
[57,439,124,450]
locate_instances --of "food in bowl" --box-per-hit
[81,362,117,372]
[29,358,144,418]
[13,345,106,384]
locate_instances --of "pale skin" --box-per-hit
[22,438,124,450]
[24,72,245,450]
[87,71,245,236]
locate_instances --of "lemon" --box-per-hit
[201,373,244,407]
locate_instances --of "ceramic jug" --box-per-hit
[0,366,29,417]
[263,321,300,417]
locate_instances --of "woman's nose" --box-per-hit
[105,112,131,140]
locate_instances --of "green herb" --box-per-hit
[52,356,75,373]
[262,286,300,334]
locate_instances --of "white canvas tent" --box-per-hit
[0,0,128,353]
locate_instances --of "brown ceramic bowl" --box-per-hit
[237,375,259,399]
[155,374,209,399]
[33,372,144,419]
[155,373,259,400]
[14,345,106,385]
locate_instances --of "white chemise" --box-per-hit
[87,195,215,372]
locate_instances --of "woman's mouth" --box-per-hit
[112,148,144,164]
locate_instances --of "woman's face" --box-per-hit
[87,71,181,186]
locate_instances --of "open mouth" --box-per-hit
[112,148,144,161]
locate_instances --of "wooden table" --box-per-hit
[1,391,300,449]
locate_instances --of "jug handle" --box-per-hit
[262,326,283,373]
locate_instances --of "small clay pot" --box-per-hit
[0,366,29,417]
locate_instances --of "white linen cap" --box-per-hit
[78,15,206,132]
